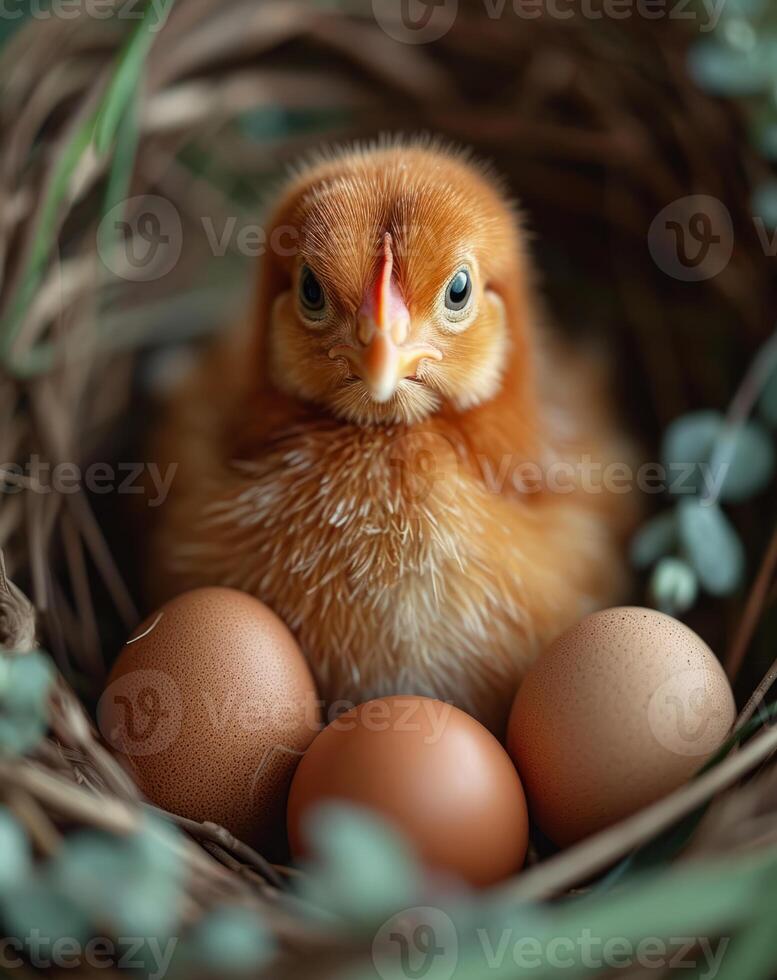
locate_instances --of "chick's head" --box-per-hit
[255,142,535,427]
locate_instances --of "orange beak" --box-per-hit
[329,233,442,403]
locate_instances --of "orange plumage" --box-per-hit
[149,140,638,733]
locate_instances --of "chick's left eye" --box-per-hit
[299,265,326,317]
[444,269,472,312]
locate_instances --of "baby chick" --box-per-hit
[150,140,638,733]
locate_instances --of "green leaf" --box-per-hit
[0,119,93,364]
[129,814,184,879]
[710,911,776,980]
[553,854,775,945]
[689,38,777,96]
[648,557,698,615]
[714,420,775,503]
[0,709,48,755]
[188,906,274,972]
[101,94,141,226]
[677,498,745,596]
[663,411,775,502]
[5,651,55,712]
[0,808,30,892]
[761,367,777,428]
[0,877,90,944]
[53,826,182,938]
[295,803,420,930]
[92,0,176,155]
[0,1,173,363]
[662,411,720,495]
[630,511,677,570]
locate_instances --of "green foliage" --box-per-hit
[294,803,421,930]
[689,0,777,211]
[0,808,30,892]
[0,877,91,945]
[0,815,189,958]
[0,1,175,372]
[632,330,777,612]
[677,498,745,596]
[648,557,698,615]
[662,410,775,503]
[184,905,274,973]
[630,511,677,570]
[92,0,175,155]
[0,650,54,755]
[52,817,184,938]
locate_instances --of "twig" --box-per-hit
[148,805,285,890]
[500,721,777,902]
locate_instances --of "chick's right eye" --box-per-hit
[299,265,326,317]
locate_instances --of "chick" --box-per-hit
[150,140,638,734]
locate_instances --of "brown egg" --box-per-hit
[507,606,735,847]
[287,696,528,887]
[98,587,320,850]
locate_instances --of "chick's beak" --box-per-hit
[329,233,442,403]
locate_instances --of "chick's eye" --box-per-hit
[444,269,472,313]
[299,265,326,318]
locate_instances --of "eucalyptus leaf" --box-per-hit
[0,877,90,944]
[53,827,182,938]
[662,411,720,495]
[0,807,30,891]
[552,854,775,945]
[707,911,775,980]
[689,40,777,95]
[713,419,775,503]
[630,511,677,570]
[0,709,48,755]
[188,906,274,972]
[677,498,745,596]
[295,803,420,930]
[5,650,54,712]
[648,557,698,615]
[662,411,775,502]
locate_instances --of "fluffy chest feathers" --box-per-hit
[157,408,627,732]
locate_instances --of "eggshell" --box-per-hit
[507,606,735,847]
[287,695,528,887]
[98,587,320,850]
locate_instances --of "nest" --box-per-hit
[1,2,777,978]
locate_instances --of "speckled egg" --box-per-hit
[98,587,320,850]
[507,606,735,847]
[287,696,529,887]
